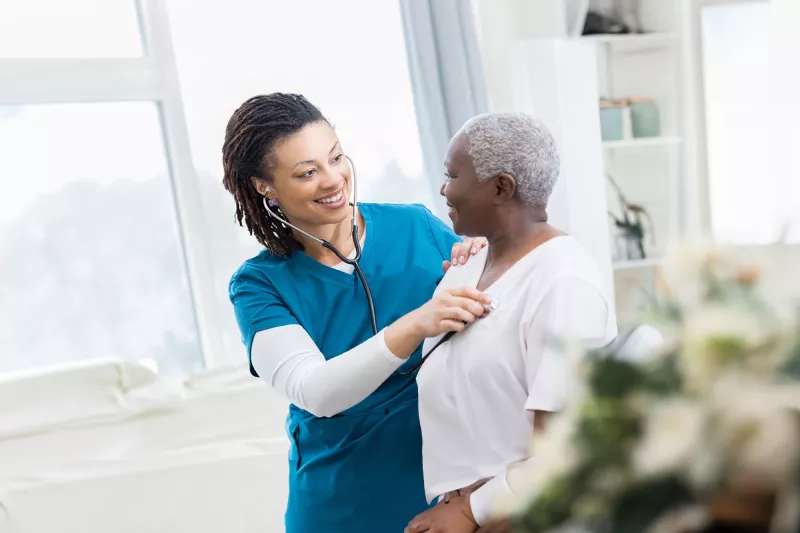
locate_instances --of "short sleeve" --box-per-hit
[417,204,461,261]
[229,264,298,376]
[523,277,612,411]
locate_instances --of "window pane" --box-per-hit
[0,0,143,58]
[168,0,435,363]
[701,2,794,243]
[0,103,202,376]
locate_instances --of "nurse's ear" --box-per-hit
[492,173,517,206]
[250,177,271,198]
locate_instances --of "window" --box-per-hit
[167,0,436,364]
[0,102,203,376]
[0,0,218,375]
[0,0,144,58]
[700,1,797,243]
[1,0,449,375]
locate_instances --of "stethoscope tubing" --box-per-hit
[262,156,379,335]
[260,155,492,375]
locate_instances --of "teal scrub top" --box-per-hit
[229,203,460,533]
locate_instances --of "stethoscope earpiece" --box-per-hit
[261,157,378,336]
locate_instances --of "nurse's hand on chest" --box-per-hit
[385,287,491,359]
[444,237,488,273]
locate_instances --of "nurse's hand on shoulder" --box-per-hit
[444,237,488,273]
[405,496,478,533]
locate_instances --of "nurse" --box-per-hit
[222,93,489,533]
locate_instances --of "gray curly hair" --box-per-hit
[461,113,560,208]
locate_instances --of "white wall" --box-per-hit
[470,1,614,292]
[511,40,615,299]
[770,0,800,240]
[472,0,569,112]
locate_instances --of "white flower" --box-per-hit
[660,241,720,308]
[497,406,581,515]
[711,378,800,491]
[503,242,800,531]
[632,398,709,479]
[719,244,800,321]
[544,525,594,533]
[680,304,777,393]
[772,483,800,533]
[615,324,667,364]
[683,304,767,346]
[646,505,711,533]
[663,243,800,325]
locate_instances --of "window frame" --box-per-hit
[684,0,771,239]
[0,0,485,373]
[0,0,226,368]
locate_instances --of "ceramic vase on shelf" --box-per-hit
[599,97,661,141]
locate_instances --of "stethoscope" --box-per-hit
[262,156,378,336]
[262,155,497,375]
[399,298,498,375]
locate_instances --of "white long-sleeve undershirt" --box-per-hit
[249,228,409,418]
[251,325,406,418]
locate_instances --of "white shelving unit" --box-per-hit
[562,2,688,323]
[579,32,678,50]
[476,0,690,325]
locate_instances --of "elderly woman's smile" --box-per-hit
[441,130,495,236]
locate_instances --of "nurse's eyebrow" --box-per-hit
[292,142,342,170]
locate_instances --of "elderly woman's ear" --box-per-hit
[492,173,518,205]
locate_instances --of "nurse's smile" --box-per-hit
[314,186,347,209]
[313,185,347,210]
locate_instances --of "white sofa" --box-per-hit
[0,359,290,533]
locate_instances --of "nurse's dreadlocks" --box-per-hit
[222,93,328,257]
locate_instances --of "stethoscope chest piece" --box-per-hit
[398,294,501,376]
[482,296,500,316]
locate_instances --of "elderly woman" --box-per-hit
[405,113,618,533]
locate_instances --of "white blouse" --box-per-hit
[417,238,617,524]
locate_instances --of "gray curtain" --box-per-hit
[400,0,488,216]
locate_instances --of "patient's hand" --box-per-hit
[445,237,487,273]
[405,495,478,533]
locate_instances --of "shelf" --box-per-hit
[580,32,678,51]
[613,258,663,270]
[603,137,683,150]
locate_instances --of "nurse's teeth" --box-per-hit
[317,192,342,204]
